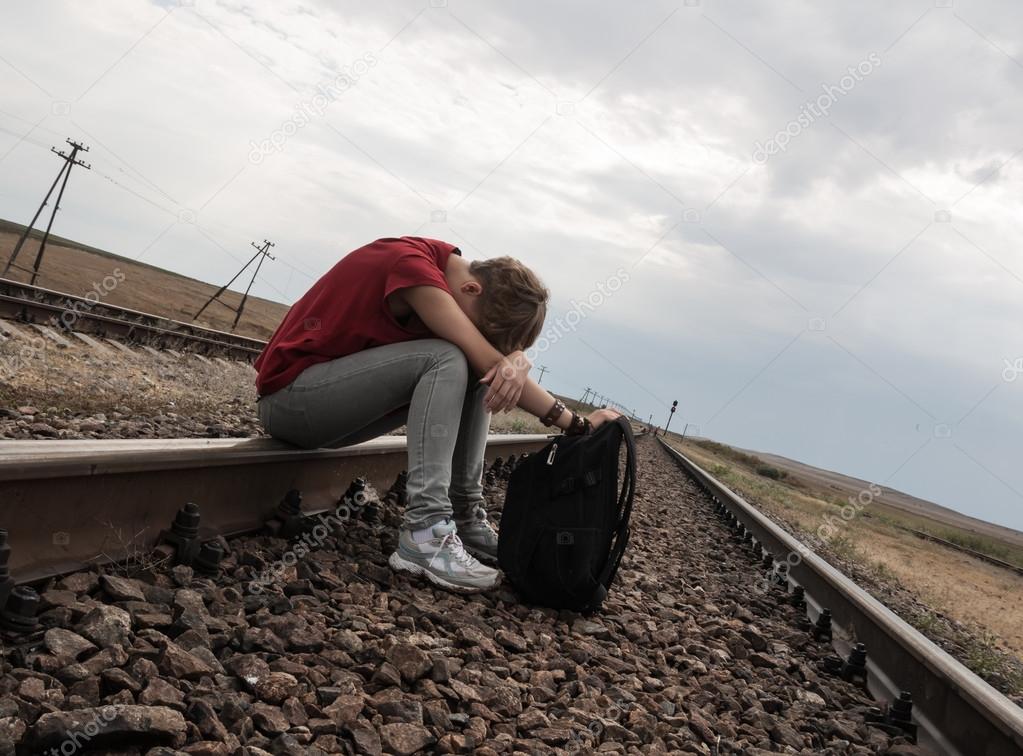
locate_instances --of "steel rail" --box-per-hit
[657,438,1023,756]
[0,277,266,359]
[0,434,551,584]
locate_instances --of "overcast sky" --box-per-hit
[2,0,1022,529]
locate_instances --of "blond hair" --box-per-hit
[469,257,549,353]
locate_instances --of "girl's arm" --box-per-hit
[402,285,605,429]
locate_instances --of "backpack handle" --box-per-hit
[592,417,636,603]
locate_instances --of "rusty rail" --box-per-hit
[0,434,550,583]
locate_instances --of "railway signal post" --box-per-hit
[661,399,678,437]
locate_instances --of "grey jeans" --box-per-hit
[257,339,490,530]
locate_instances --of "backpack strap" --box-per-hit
[591,417,636,605]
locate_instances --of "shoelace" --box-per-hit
[428,531,481,571]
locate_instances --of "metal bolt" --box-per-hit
[194,541,224,576]
[161,502,202,565]
[278,489,302,517]
[844,642,868,684]
[812,608,833,642]
[171,502,201,540]
[791,585,806,609]
[891,691,914,724]
[0,585,40,632]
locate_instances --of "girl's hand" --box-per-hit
[480,350,531,412]
[586,408,621,430]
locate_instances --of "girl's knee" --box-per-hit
[423,339,468,381]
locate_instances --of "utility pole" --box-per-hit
[536,365,548,384]
[680,423,690,443]
[3,139,91,284]
[193,240,276,331]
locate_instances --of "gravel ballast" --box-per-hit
[0,436,936,754]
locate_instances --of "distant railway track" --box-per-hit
[658,437,1023,756]
[901,526,1023,576]
[0,277,267,360]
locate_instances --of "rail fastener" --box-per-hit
[790,585,807,609]
[811,608,834,642]
[264,489,313,539]
[866,691,920,741]
[158,501,204,566]
[823,641,870,687]
[193,541,226,576]
[0,584,40,633]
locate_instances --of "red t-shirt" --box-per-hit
[255,236,459,396]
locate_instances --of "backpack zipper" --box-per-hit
[546,443,558,465]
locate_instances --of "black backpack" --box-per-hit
[497,417,636,613]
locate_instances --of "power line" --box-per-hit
[0,111,320,297]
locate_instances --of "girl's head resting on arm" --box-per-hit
[452,257,549,353]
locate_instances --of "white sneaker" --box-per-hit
[455,509,500,565]
[389,519,500,592]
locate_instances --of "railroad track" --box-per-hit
[1,429,1018,753]
[658,437,1023,756]
[0,277,266,361]
[3,421,1019,754]
[0,433,550,584]
[900,526,1023,577]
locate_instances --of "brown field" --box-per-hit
[749,447,1023,551]
[0,219,289,340]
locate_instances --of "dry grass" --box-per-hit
[0,333,260,433]
[489,409,548,435]
[0,331,557,441]
[94,520,172,577]
[672,438,1023,694]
